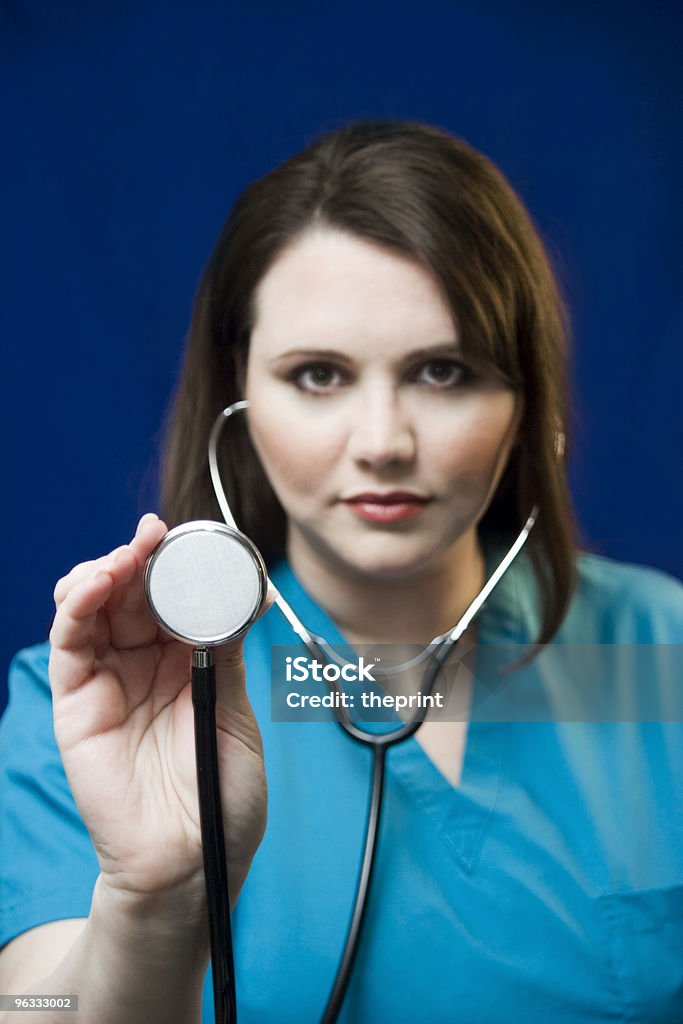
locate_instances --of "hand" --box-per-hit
[49,514,269,910]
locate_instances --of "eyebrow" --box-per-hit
[268,342,463,367]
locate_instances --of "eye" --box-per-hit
[290,363,347,394]
[414,359,470,388]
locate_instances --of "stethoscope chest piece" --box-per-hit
[144,520,267,646]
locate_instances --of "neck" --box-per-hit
[287,528,486,646]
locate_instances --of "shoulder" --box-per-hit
[9,641,51,673]
[4,642,52,704]
[1,644,54,754]
[561,550,683,642]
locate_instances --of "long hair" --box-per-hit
[161,120,581,648]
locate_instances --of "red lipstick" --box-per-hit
[343,491,431,524]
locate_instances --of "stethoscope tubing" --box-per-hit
[319,743,386,1024]
[192,648,237,1024]
[203,400,539,1023]
[316,651,448,1022]
[209,401,539,678]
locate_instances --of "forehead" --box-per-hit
[250,229,457,356]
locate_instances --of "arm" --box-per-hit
[0,877,209,1024]
[1,514,270,1023]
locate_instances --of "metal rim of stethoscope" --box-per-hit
[205,399,540,1023]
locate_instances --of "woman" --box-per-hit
[1,121,681,1023]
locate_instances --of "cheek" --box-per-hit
[426,397,518,492]
[246,398,344,505]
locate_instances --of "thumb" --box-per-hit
[212,580,278,728]
[213,579,278,671]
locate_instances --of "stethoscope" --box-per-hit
[143,400,539,1024]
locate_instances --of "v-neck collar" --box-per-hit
[268,532,538,874]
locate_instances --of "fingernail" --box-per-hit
[137,513,159,533]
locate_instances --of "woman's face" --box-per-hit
[245,229,521,581]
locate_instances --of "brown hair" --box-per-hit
[162,119,581,649]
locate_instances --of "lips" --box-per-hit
[344,491,430,504]
[343,491,431,524]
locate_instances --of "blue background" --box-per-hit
[2,0,682,711]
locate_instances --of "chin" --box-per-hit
[292,516,471,583]
[335,538,444,583]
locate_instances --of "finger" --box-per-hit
[51,570,118,647]
[112,515,169,617]
[53,515,167,609]
[53,545,130,607]
[261,582,279,619]
[52,546,141,659]
[49,571,115,694]
[128,513,168,562]
[105,518,169,647]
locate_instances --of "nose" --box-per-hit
[347,384,416,468]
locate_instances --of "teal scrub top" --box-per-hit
[2,539,682,1022]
